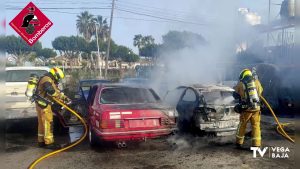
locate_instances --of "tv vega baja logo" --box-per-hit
[9,2,53,46]
[251,146,290,158]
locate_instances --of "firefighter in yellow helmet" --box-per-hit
[234,69,263,148]
[35,67,70,149]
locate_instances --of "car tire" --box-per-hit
[88,126,98,147]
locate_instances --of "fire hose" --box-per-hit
[260,96,295,143]
[28,97,88,169]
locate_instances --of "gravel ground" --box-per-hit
[0,120,295,169]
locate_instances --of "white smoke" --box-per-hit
[148,0,258,96]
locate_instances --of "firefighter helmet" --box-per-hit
[239,69,252,80]
[49,67,65,81]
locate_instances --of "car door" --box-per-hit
[87,86,98,123]
[163,87,186,108]
[176,88,198,122]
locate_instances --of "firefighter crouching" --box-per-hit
[233,69,263,148]
[34,67,70,149]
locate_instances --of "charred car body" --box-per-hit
[164,84,239,136]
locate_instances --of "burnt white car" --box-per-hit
[164,84,239,136]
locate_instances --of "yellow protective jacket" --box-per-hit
[234,79,263,111]
[36,75,67,107]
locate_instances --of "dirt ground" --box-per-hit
[0,120,295,169]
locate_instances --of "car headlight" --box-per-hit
[166,109,178,117]
[162,110,175,117]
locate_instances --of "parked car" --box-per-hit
[163,84,239,136]
[87,84,177,147]
[61,79,111,125]
[5,66,50,120]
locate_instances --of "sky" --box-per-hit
[5,0,283,53]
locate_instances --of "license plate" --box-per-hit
[215,120,237,128]
[129,119,159,128]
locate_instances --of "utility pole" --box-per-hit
[105,0,115,79]
[267,0,271,46]
[95,22,102,78]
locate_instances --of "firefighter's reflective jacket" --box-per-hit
[35,75,67,108]
[234,79,263,111]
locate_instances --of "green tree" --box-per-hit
[0,35,42,65]
[76,11,95,41]
[162,31,207,50]
[52,36,87,58]
[36,48,57,59]
[94,15,109,42]
[111,45,139,62]
[143,36,155,46]
[133,34,156,56]
[133,34,143,49]
[139,44,159,58]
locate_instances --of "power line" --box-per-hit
[115,5,190,21]
[115,8,207,26]
[115,1,216,23]
[6,7,111,10]
[42,9,185,24]
[7,0,111,4]
[6,3,208,26]
[34,8,208,26]
[117,0,194,16]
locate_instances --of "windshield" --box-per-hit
[6,70,48,82]
[202,90,234,105]
[100,87,158,104]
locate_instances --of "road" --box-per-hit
[1,120,295,169]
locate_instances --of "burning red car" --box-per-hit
[87,84,177,147]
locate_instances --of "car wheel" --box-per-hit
[88,126,98,147]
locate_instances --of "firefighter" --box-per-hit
[35,67,70,149]
[234,69,263,148]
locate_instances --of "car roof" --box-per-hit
[5,66,50,71]
[122,77,148,80]
[80,79,111,83]
[92,83,151,89]
[179,84,234,92]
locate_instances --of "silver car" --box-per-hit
[164,84,239,136]
[5,66,50,120]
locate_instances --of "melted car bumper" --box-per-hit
[199,120,239,134]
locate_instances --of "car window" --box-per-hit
[182,89,196,102]
[164,88,185,107]
[6,70,48,82]
[202,91,221,103]
[87,86,98,105]
[202,90,234,105]
[80,80,110,92]
[100,87,158,104]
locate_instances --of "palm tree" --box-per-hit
[76,11,95,41]
[143,36,155,46]
[94,15,109,42]
[133,34,143,49]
